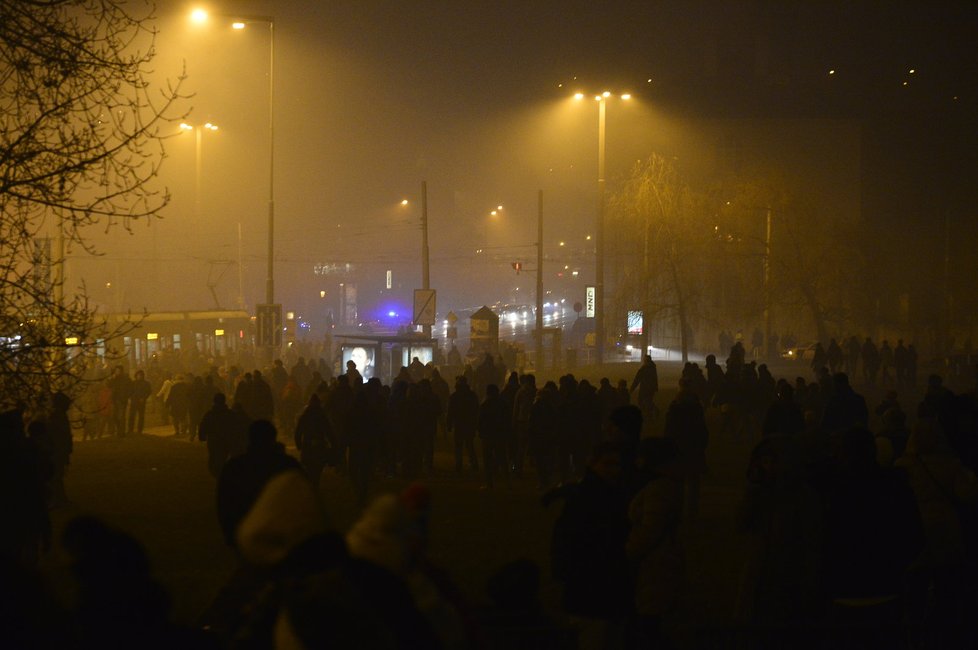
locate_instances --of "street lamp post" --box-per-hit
[596,94,607,367]
[191,9,275,349]
[574,91,630,366]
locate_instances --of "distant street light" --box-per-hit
[573,89,631,365]
[179,122,219,229]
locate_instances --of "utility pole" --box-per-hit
[536,190,544,372]
[763,207,772,360]
[421,180,431,339]
[595,97,606,366]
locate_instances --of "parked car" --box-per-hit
[781,342,818,362]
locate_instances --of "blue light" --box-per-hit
[388,310,397,318]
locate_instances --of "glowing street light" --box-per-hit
[190,8,277,337]
[179,121,220,235]
[572,88,632,364]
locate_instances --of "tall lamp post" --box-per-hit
[191,8,275,317]
[574,90,630,366]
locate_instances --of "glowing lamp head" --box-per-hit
[190,8,208,23]
[401,199,409,206]
[621,93,632,100]
[232,21,246,29]
[574,92,585,100]
[179,123,193,131]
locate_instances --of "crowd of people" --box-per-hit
[1,336,978,648]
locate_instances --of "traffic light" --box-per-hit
[512,261,522,274]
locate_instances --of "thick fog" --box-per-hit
[66,0,978,345]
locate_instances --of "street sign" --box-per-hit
[446,310,458,324]
[585,286,596,318]
[447,326,458,340]
[413,289,436,326]
[256,303,283,347]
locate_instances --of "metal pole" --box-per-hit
[763,207,772,360]
[265,19,275,307]
[536,190,544,372]
[237,222,245,310]
[194,127,202,238]
[641,207,650,357]
[422,181,429,290]
[422,181,431,338]
[595,98,606,366]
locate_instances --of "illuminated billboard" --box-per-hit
[341,345,376,380]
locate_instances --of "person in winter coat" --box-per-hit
[47,391,74,507]
[447,377,480,475]
[165,375,190,437]
[216,420,301,548]
[478,384,509,489]
[200,393,249,478]
[293,394,334,488]
[627,438,685,647]
[549,442,633,650]
[895,420,978,644]
[205,471,439,649]
[664,380,709,520]
[347,485,471,650]
[736,435,822,633]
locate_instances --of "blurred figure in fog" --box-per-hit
[630,355,659,425]
[549,442,632,650]
[200,393,249,479]
[128,370,151,435]
[448,376,480,475]
[47,392,73,507]
[664,380,709,521]
[0,409,51,567]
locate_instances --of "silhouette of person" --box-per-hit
[630,355,659,426]
[216,420,301,547]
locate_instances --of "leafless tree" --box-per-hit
[609,154,713,362]
[0,0,187,411]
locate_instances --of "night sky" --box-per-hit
[76,0,978,329]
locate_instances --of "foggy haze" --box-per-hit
[67,0,978,345]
